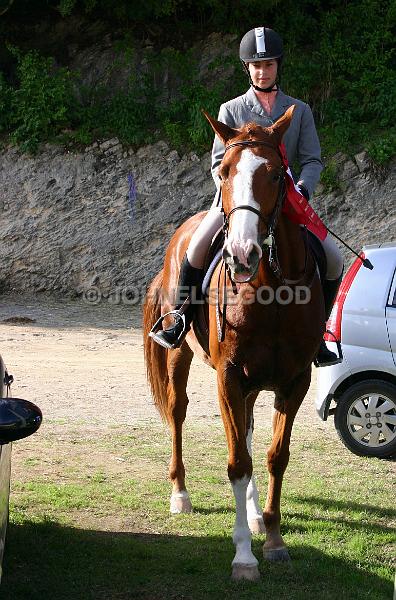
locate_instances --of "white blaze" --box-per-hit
[224,148,267,268]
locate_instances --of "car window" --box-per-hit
[389,268,396,307]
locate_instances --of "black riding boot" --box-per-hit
[149,256,204,350]
[315,273,343,367]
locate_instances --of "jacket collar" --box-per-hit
[243,87,294,122]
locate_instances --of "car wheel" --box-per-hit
[335,380,396,458]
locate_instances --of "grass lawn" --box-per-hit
[3,421,395,600]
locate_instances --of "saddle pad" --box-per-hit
[193,230,224,356]
[202,249,222,296]
[306,229,327,283]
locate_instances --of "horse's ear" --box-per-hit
[202,110,240,144]
[268,105,296,143]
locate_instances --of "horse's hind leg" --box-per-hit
[263,368,311,561]
[167,343,194,514]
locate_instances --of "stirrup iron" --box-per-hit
[149,310,188,350]
[314,331,343,368]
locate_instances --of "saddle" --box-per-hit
[192,228,327,357]
[193,228,224,356]
[306,229,327,283]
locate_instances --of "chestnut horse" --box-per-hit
[143,106,325,581]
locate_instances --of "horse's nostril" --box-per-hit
[222,247,231,261]
[248,243,263,265]
[248,248,259,267]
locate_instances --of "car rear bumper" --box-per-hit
[315,342,353,420]
[315,339,396,420]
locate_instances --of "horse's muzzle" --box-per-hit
[222,244,261,283]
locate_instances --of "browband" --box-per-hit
[224,140,280,154]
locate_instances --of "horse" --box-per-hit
[143,105,325,581]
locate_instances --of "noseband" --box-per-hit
[221,139,286,281]
[216,139,314,343]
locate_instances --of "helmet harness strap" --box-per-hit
[241,60,280,93]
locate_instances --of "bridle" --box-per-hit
[215,138,314,343]
[221,139,286,281]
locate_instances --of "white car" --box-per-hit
[316,243,396,459]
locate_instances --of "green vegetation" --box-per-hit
[3,422,394,599]
[366,132,396,166]
[4,46,74,152]
[0,0,395,166]
[320,160,340,193]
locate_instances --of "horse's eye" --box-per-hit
[272,174,281,182]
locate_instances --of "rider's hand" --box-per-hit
[297,183,309,200]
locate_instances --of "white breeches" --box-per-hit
[186,195,223,269]
[318,233,344,279]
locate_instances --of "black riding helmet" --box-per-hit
[239,27,283,92]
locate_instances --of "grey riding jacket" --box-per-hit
[211,87,323,198]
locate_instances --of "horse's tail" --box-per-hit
[143,270,169,423]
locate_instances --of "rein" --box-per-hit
[222,139,286,282]
[216,138,309,342]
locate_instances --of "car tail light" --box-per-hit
[324,253,365,342]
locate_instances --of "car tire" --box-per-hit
[335,380,396,459]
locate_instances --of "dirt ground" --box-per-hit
[0,293,327,430]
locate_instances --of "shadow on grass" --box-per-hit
[285,495,396,536]
[290,495,396,520]
[2,520,392,600]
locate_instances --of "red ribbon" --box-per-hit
[279,143,327,241]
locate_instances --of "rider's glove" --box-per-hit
[297,184,309,200]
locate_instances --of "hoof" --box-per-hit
[231,563,260,582]
[263,546,291,562]
[248,517,265,534]
[170,491,192,514]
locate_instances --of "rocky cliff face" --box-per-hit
[0,139,395,302]
[313,153,396,262]
[0,139,213,302]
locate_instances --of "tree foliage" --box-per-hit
[0,0,14,16]
[4,47,74,151]
[0,0,395,161]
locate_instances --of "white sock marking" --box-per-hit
[170,490,191,514]
[246,422,264,521]
[231,475,259,566]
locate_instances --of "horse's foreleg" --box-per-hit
[263,368,311,561]
[217,367,260,581]
[167,344,194,514]
[245,393,265,534]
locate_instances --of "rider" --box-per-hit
[150,27,344,367]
